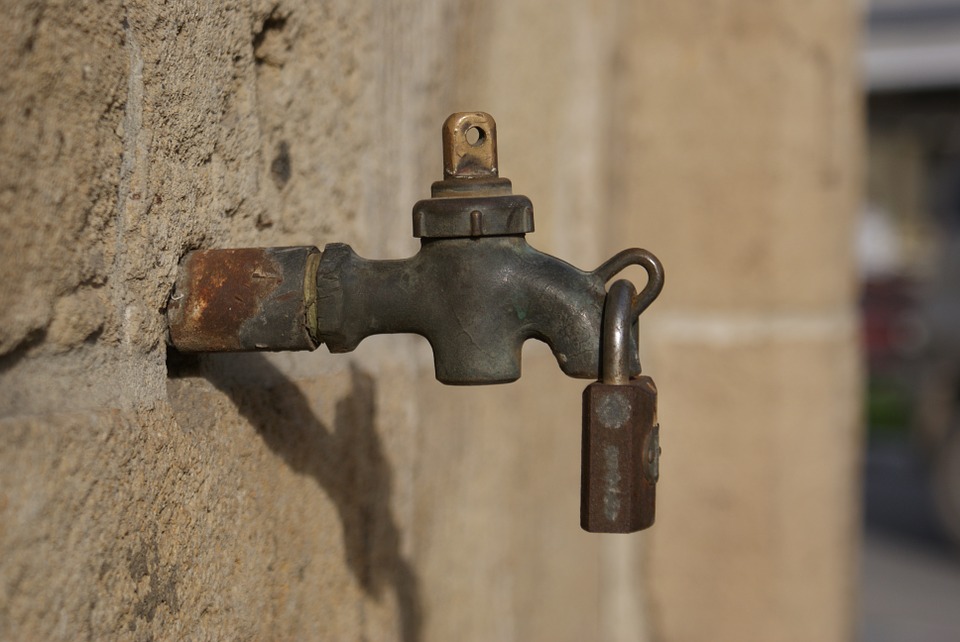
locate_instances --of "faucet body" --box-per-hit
[309,112,655,384]
[317,236,627,384]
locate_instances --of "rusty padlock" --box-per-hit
[581,279,660,533]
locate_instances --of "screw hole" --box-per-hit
[465,126,485,146]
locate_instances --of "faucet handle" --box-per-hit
[418,112,531,235]
[442,112,499,179]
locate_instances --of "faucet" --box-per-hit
[166,112,664,532]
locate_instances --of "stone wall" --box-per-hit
[0,1,860,640]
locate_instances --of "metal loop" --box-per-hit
[602,279,638,385]
[593,248,665,320]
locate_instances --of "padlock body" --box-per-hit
[581,376,659,533]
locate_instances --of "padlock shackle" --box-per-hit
[597,249,664,385]
[602,279,639,385]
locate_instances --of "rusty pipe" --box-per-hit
[167,246,321,352]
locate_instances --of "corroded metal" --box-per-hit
[167,246,320,352]
[581,279,661,533]
[317,238,651,384]
[164,113,664,383]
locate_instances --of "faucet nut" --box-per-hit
[412,194,534,238]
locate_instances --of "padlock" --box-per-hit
[581,279,660,533]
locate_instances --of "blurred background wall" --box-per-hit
[0,1,861,641]
[613,4,863,641]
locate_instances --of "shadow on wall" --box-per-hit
[168,353,422,642]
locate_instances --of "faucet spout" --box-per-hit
[316,236,645,384]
